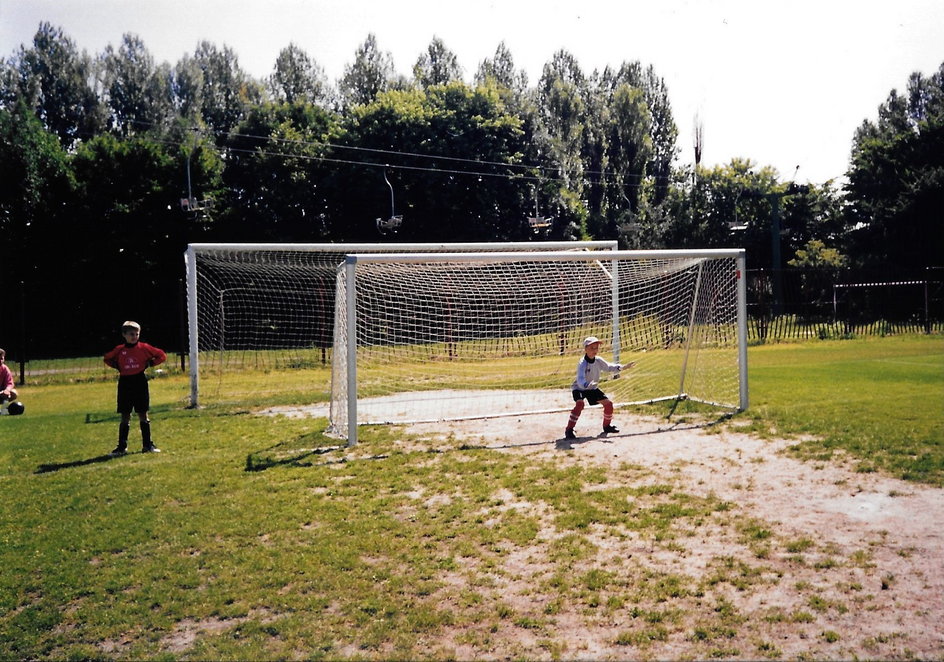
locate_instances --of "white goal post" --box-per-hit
[183,241,618,407]
[329,249,748,445]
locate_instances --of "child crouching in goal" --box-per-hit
[565,336,633,440]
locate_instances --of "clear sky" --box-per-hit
[2,0,942,184]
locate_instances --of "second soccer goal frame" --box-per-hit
[184,241,618,407]
[329,248,748,445]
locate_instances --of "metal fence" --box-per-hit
[746,267,944,341]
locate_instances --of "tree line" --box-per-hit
[1,23,942,356]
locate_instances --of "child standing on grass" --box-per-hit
[0,348,19,410]
[104,321,166,455]
[564,336,633,440]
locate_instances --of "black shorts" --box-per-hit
[117,372,150,414]
[573,388,607,406]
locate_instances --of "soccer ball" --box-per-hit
[7,401,24,415]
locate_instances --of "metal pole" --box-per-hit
[770,194,783,318]
[345,258,358,447]
[383,169,395,218]
[677,261,704,401]
[924,278,930,335]
[611,257,620,365]
[184,246,200,407]
[736,252,749,411]
[832,284,838,324]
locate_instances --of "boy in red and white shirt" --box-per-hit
[104,321,166,454]
[565,336,634,440]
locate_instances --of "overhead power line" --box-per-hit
[123,117,660,186]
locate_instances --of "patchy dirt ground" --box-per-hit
[264,396,943,660]
[403,410,944,660]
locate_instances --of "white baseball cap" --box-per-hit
[583,336,601,347]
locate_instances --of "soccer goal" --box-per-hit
[184,241,617,407]
[329,249,748,445]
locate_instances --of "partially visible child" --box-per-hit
[564,336,633,440]
[0,347,18,408]
[104,321,166,454]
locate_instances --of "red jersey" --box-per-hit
[0,363,14,391]
[104,342,166,376]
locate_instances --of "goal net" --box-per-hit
[329,249,748,444]
[184,241,617,407]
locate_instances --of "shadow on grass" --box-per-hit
[35,453,126,474]
[246,413,735,471]
[83,403,197,424]
[552,415,731,451]
[245,441,346,472]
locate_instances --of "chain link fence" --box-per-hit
[747,267,944,341]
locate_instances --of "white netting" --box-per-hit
[329,251,745,442]
[186,242,617,406]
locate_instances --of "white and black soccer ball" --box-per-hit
[7,401,24,415]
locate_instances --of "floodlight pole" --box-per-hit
[768,193,784,318]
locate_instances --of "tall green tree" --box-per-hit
[0,101,76,358]
[0,22,103,147]
[268,43,331,107]
[581,72,654,240]
[338,34,395,109]
[663,159,779,255]
[335,81,532,241]
[189,41,261,136]
[412,37,462,89]
[100,33,175,135]
[0,100,72,236]
[781,180,846,264]
[221,101,339,241]
[845,62,944,268]
[69,133,189,349]
[0,100,74,290]
[172,54,204,123]
[474,42,528,96]
[536,50,589,237]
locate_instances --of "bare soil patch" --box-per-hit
[403,409,944,660]
[262,394,943,659]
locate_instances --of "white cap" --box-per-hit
[583,336,601,347]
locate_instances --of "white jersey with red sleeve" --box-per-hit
[571,355,621,391]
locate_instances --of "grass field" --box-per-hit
[742,335,943,485]
[0,335,941,659]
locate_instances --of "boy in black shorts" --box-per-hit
[104,321,167,454]
[565,336,633,440]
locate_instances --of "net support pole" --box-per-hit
[345,258,358,447]
[184,246,200,408]
[736,251,749,411]
[611,257,621,364]
[677,261,704,400]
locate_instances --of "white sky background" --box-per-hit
[2,0,942,184]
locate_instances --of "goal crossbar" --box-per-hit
[342,248,742,265]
